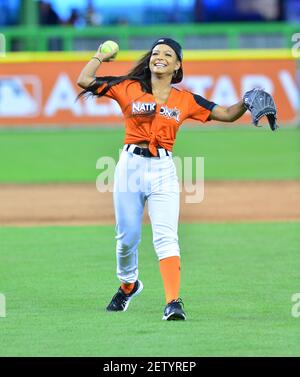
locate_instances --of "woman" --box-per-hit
[77,38,247,321]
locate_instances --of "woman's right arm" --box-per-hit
[77,45,116,89]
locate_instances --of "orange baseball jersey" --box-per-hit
[96,79,216,156]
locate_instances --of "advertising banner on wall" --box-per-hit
[0,59,298,126]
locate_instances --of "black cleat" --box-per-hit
[106,280,143,312]
[162,298,186,321]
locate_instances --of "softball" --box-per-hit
[100,40,119,58]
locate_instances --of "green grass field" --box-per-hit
[0,126,299,356]
[0,222,299,356]
[0,127,299,182]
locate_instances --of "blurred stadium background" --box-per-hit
[0,0,299,357]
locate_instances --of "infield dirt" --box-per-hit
[0,181,299,226]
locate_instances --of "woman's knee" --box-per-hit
[116,228,141,251]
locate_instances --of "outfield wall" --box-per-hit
[0,50,299,126]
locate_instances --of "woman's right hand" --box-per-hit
[94,43,117,62]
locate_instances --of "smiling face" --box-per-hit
[149,44,181,78]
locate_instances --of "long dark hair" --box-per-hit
[77,49,183,100]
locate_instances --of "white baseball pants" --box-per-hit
[113,145,180,283]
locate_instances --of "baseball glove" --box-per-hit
[243,88,278,131]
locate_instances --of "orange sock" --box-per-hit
[121,282,135,295]
[159,256,180,304]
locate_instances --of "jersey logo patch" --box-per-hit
[131,102,180,122]
[160,106,180,122]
